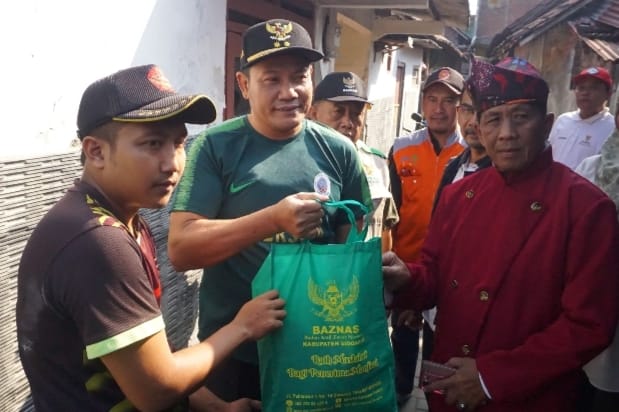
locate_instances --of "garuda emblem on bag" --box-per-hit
[308,277,359,322]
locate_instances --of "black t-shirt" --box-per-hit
[16,180,183,411]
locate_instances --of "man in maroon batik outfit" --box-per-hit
[382,57,619,412]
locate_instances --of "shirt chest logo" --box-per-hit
[314,172,331,197]
[578,135,593,146]
[230,180,256,194]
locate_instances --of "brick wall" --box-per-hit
[0,151,201,411]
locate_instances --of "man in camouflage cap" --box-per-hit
[309,71,399,252]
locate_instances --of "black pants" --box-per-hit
[422,321,434,360]
[577,373,619,412]
[204,357,261,402]
[391,310,420,395]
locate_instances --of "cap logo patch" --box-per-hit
[147,66,174,93]
[438,69,451,80]
[343,76,356,87]
[587,68,599,74]
[342,76,359,93]
[266,21,293,48]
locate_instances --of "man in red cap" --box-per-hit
[382,57,619,412]
[549,67,615,170]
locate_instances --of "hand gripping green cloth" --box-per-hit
[252,200,397,412]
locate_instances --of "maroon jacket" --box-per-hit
[394,149,619,411]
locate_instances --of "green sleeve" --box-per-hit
[171,131,224,217]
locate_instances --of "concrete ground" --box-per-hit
[400,387,429,412]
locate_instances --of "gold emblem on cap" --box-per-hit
[266,21,293,48]
[530,201,542,212]
[465,190,474,199]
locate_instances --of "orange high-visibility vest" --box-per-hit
[390,128,464,261]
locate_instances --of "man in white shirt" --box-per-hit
[574,107,619,412]
[549,67,615,170]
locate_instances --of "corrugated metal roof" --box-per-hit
[570,12,619,61]
[581,36,619,61]
[592,0,619,28]
[487,0,599,57]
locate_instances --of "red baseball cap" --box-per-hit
[573,67,612,90]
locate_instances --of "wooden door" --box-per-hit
[225,22,249,120]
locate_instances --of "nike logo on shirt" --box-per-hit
[229,180,256,193]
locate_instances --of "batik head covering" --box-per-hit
[468,57,549,113]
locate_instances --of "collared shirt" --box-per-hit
[548,108,615,170]
[17,180,169,411]
[575,129,619,392]
[393,148,619,411]
[356,140,399,239]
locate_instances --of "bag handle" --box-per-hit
[321,200,369,243]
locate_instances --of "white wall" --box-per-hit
[365,45,424,154]
[0,0,226,160]
[313,8,374,82]
[397,47,425,134]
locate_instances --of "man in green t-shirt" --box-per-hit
[168,19,373,402]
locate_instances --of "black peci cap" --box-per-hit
[314,72,370,103]
[76,64,217,139]
[240,19,323,69]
